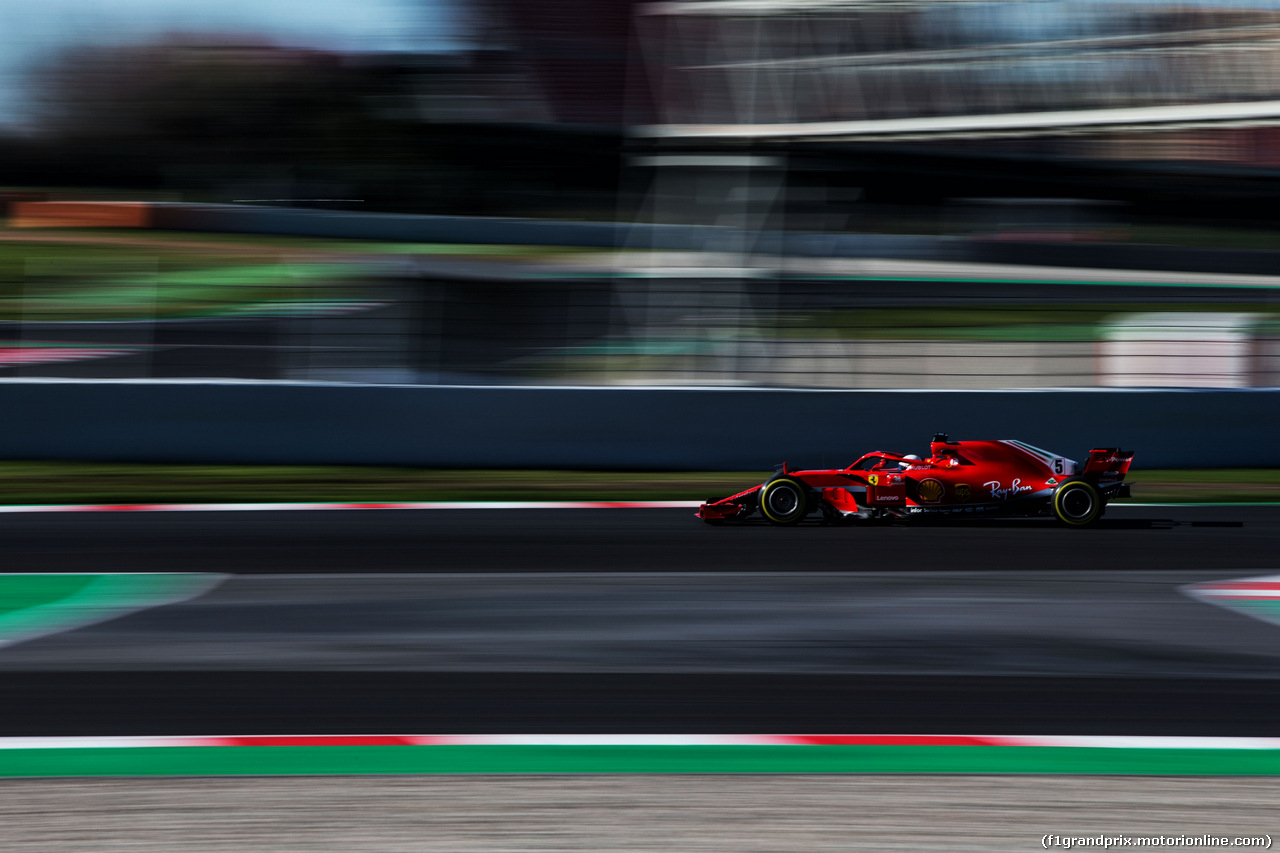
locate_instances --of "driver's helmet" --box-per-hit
[899,454,921,468]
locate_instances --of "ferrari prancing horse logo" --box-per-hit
[868,474,879,486]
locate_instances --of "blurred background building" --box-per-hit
[0,0,1278,389]
[628,0,1280,223]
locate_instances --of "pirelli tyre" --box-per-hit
[1052,479,1102,527]
[758,477,810,526]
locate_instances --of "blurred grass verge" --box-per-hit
[3,229,1274,336]
[0,463,1272,504]
[0,230,605,321]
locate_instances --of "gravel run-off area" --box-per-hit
[4,775,1278,852]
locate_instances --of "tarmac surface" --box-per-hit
[0,504,1276,737]
[4,503,1279,850]
[2,570,1276,678]
[0,503,1272,574]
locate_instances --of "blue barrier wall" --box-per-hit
[0,382,1273,469]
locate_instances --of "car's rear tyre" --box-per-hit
[758,478,809,525]
[1053,480,1102,527]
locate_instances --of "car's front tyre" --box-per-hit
[1053,479,1102,527]
[758,478,809,525]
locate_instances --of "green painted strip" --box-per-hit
[0,575,96,619]
[0,573,224,647]
[1199,598,1280,626]
[3,746,1279,777]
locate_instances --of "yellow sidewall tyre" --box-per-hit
[1053,480,1102,527]
[759,478,809,526]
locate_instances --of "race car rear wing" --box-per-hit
[1082,448,1134,481]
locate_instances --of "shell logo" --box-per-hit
[918,478,945,503]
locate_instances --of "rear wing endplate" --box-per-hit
[1082,448,1134,480]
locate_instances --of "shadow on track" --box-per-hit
[734,516,1183,530]
[0,505,1268,574]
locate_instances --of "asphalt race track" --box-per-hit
[3,570,1277,677]
[0,503,1273,574]
[1,503,1278,738]
[7,671,1280,737]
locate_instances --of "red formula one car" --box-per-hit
[698,434,1133,527]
